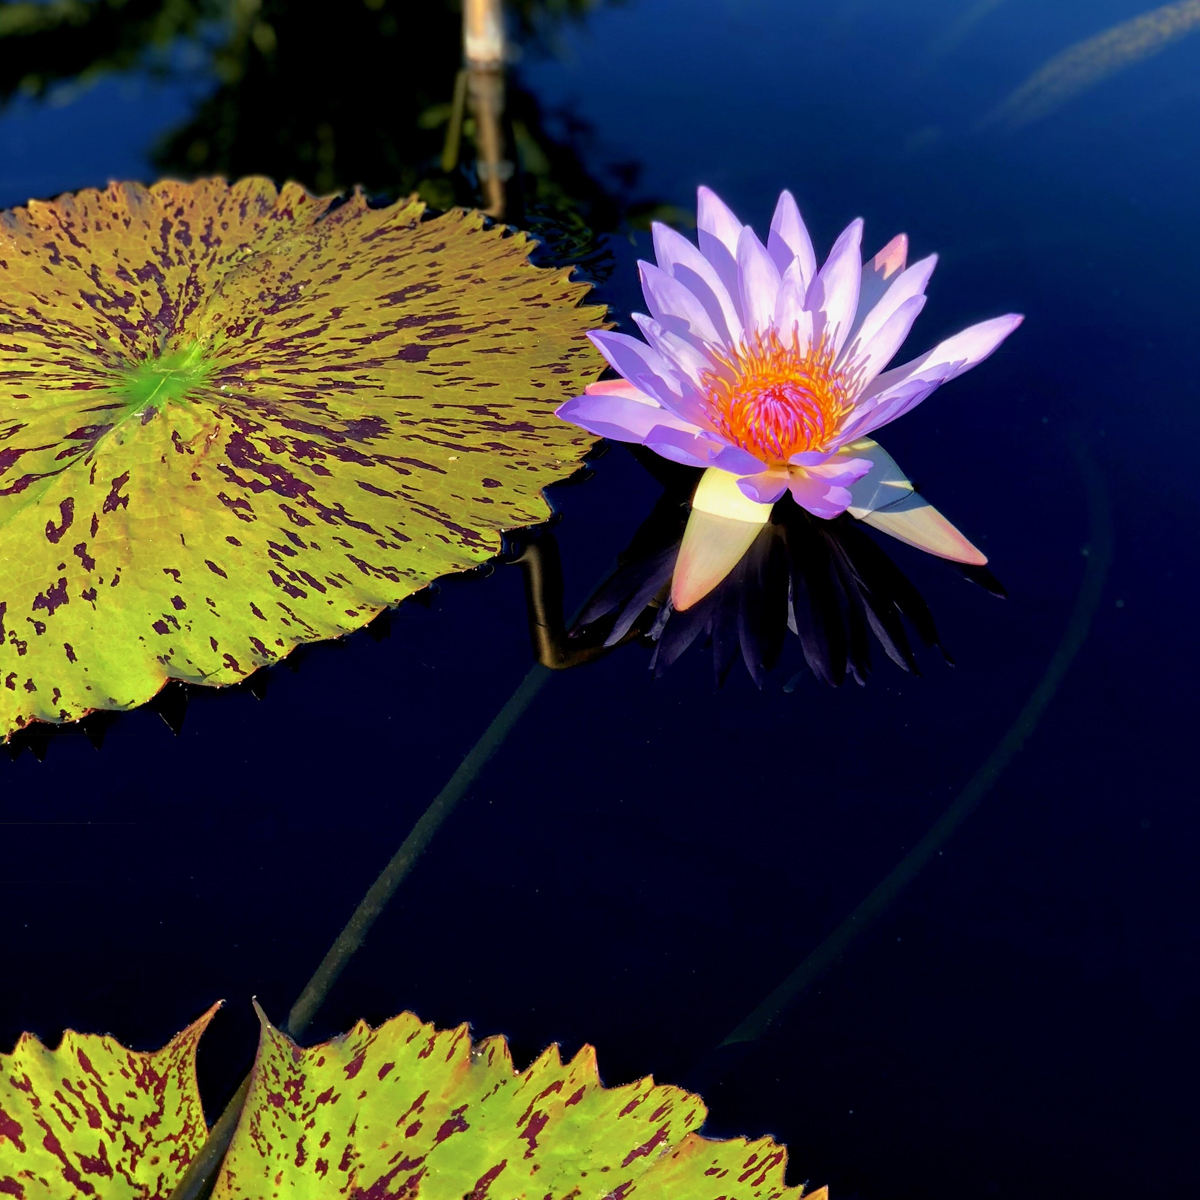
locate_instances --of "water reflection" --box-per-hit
[0,0,655,271]
[984,0,1200,129]
[523,455,1003,687]
[7,446,1003,761]
[917,0,1008,70]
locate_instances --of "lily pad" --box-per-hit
[0,178,603,737]
[1,1003,824,1198]
[0,1004,219,1198]
[214,1005,820,1199]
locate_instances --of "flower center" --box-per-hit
[701,330,857,463]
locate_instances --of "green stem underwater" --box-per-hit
[719,436,1113,1048]
[166,664,552,1200]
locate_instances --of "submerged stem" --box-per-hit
[167,664,552,1200]
[167,526,650,1197]
[285,664,550,1037]
[716,436,1113,1049]
[168,1077,251,1200]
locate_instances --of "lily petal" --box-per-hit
[556,390,699,444]
[643,424,765,474]
[736,225,782,335]
[652,220,743,345]
[767,189,818,286]
[639,259,724,348]
[788,447,836,467]
[852,293,928,390]
[587,329,694,414]
[672,467,772,611]
[583,376,650,400]
[844,312,1024,438]
[847,253,937,366]
[697,185,744,259]
[840,370,953,442]
[808,217,863,355]
[697,186,745,316]
[860,502,987,565]
[737,467,791,504]
[631,312,718,394]
[864,313,1024,400]
[787,454,873,519]
[773,258,814,351]
[843,437,916,517]
[842,437,986,563]
[851,233,909,338]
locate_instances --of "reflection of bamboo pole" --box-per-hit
[981,0,1200,129]
[464,0,505,67]
[464,0,509,219]
[469,70,508,217]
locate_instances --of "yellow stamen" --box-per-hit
[701,329,860,463]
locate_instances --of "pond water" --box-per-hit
[2,1,1198,1197]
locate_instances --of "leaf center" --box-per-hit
[119,344,212,419]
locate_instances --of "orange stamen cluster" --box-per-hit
[701,329,859,463]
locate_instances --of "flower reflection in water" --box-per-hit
[522,456,1003,689]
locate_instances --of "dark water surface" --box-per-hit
[2,2,1198,1198]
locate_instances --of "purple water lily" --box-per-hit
[558,187,1022,608]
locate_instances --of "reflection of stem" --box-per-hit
[441,69,468,173]
[717,436,1113,1048]
[516,533,646,668]
[468,67,507,219]
[283,664,550,1035]
[168,664,552,1200]
[464,0,508,218]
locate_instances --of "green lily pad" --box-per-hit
[0,1004,219,1198]
[213,1005,822,1199]
[0,178,603,737]
[1,1004,824,1198]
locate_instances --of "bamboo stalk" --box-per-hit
[464,0,509,218]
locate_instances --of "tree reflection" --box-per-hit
[0,0,653,271]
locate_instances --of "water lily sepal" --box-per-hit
[672,467,772,611]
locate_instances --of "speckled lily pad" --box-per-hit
[212,1005,823,1200]
[0,1004,825,1199]
[0,178,603,737]
[0,1005,219,1198]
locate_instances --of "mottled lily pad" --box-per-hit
[0,178,603,737]
[214,1005,822,1199]
[1,1004,824,1198]
[0,1004,219,1198]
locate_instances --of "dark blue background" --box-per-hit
[2,2,1197,1197]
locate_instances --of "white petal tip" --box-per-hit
[671,509,765,610]
[861,502,987,565]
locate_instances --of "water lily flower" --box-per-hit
[557,187,1022,609]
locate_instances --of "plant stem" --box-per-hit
[285,664,550,1037]
[167,1077,251,1200]
[718,438,1112,1048]
[167,663,551,1200]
